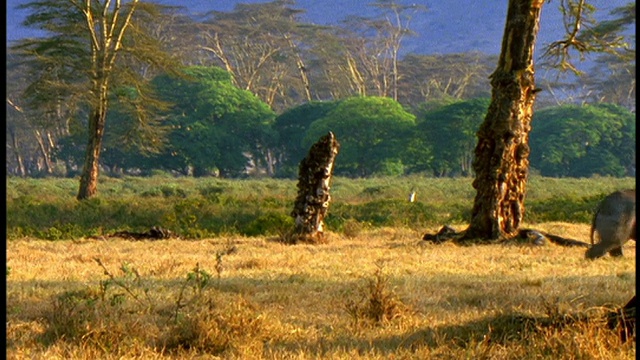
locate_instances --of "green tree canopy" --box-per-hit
[530,102,636,177]
[412,97,490,177]
[150,66,276,177]
[303,96,416,177]
[273,100,341,177]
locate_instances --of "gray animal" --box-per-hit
[585,189,636,259]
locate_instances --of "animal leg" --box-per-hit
[609,247,624,257]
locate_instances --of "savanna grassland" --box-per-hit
[6,176,637,359]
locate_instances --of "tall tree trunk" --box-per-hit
[33,129,54,175]
[462,0,543,241]
[77,91,108,200]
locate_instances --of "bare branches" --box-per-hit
[540,0,633,75]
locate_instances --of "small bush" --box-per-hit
[39,223,85,240]
[345,262,410,327]
[341,218,370,238]
[198,185,226,203]
[160,185,188,198]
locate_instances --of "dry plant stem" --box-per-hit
[93,257,153,310]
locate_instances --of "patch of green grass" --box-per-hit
[5,175,635,240]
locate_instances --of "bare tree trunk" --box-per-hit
[9,128,26,177]
[462,0,543,241]
[7,99,27,177]
[77,103,107,200]
[290,132,340,244]
[33,129,54,175]
[345,53,367,96]
[285,34,312,102]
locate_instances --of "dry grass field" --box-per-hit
[6,222,636,359]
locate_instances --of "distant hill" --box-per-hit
[6,0,632,60]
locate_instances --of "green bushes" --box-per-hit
[525,193,606,224]
[5,175,635,240]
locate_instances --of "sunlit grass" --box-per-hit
[7,223,635,359]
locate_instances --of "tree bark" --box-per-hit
[291,132,340,244]
[77,106,107,200]
[462,0,544,241]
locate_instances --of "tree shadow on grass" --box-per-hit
[267,308,628,357]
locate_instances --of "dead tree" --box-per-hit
[290,132,340,244]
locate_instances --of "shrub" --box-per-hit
[198,185,226,203]
[243,211,294,237]
[345,262,410,327]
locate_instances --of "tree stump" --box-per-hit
[290,132,340,244]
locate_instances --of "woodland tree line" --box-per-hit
[5,0,636,180]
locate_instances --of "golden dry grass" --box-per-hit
[6,222,636,359]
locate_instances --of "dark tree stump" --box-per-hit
[290,132,340,244]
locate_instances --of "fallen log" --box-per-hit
[102,226,179,240]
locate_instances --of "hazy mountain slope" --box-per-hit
[7,0,631,58]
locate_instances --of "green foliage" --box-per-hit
[273,100,341,178]
[159,185,189,198]
[198,185,227,203]
[409,97,490,176]
[243,211,294,237]
[328,200,444,230]
[150,66,277,177]
[530,103,636,177]
[304,96,416,177]
[525,193,607,224]
[5,175,635,240]
[99,86,172,173]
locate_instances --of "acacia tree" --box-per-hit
[13,0,180,200]
[338,1,424,100]
[398,53,495,108]
[462,0,633,241]
[461,0,544,240]
[196,0,315,112]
